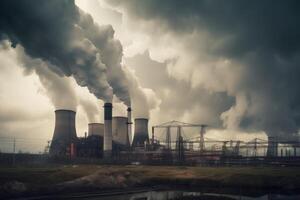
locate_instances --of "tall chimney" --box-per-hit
[132,118,149,147]
[50,109,77,156]
[127,107,132,145]
[103,103,112,158]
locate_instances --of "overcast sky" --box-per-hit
[1,0,300,152]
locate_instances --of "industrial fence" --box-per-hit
[0,137,50,154]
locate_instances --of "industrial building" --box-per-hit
[49,104,300,166]
[132,118,149,148]
[49,103,135,159]
[49,110,78,157]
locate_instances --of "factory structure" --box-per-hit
[49,104,300,165]
[49,103,151,160]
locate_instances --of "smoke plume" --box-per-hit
[78,12,131,106]
[124,68,159,118]
[14,45,78,111]
[0,0,130,105]
[107,0,300,139]
[79,98,102,123]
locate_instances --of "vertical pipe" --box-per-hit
[127,107,132,145]
[152,127,155,144]
[104,103,112,158]
[166,127,171,150]
[199,125,205,152]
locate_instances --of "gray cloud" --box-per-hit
[107,0,300,139]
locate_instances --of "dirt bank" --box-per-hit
[1,165,300,198]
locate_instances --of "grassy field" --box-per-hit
[1,165,300,197]
[0,164,100,186]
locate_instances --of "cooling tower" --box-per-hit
[88,123,104,137]
[112,116,129,146]
[267,136,278,157]
[127,107,132,144]
[132,118,149,147]
[103,103,112,158]
[50,109,77,156]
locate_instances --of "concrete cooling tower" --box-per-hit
[88,123,104,137]
[132,118,150,147]
[50,109,78,156]
[112,116,129,146]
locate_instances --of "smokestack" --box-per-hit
[104,103,112,158]
[132,118,150,147]
[267,136,278,157]
[50,110,77,156]
[127,107,132,144]
[88,123,104,137]
[112,116,129,146]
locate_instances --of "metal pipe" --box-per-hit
[127,107,132,145]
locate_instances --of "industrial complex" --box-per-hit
[48,103,300,166]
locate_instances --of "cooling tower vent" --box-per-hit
[50,109,78,156]
[88,123,104,137]
[132,118,149,147]
[112,116,129,146]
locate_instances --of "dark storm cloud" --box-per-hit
[108,0,300,138]
[108,0,300,56]
[0,0,130,105]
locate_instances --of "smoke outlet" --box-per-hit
[88,123,104,137]
[132,118,149,147]
[103,103,112,158]
[112,116,129,146]
[127,107,132,144]
[50,109,77,156]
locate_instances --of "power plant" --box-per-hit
[48,104,300,166]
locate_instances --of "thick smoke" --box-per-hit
[79,98,101,123]
[15,45,78,111]
[78,12,131,106]
[0,0,130,105]
[107,0,300,139]
[124,68,159,118]
[75,0,161,118]
[3,40,104,122]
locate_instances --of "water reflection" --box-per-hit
[90,191,300,200]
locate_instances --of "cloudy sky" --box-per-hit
[1,0,300,152]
